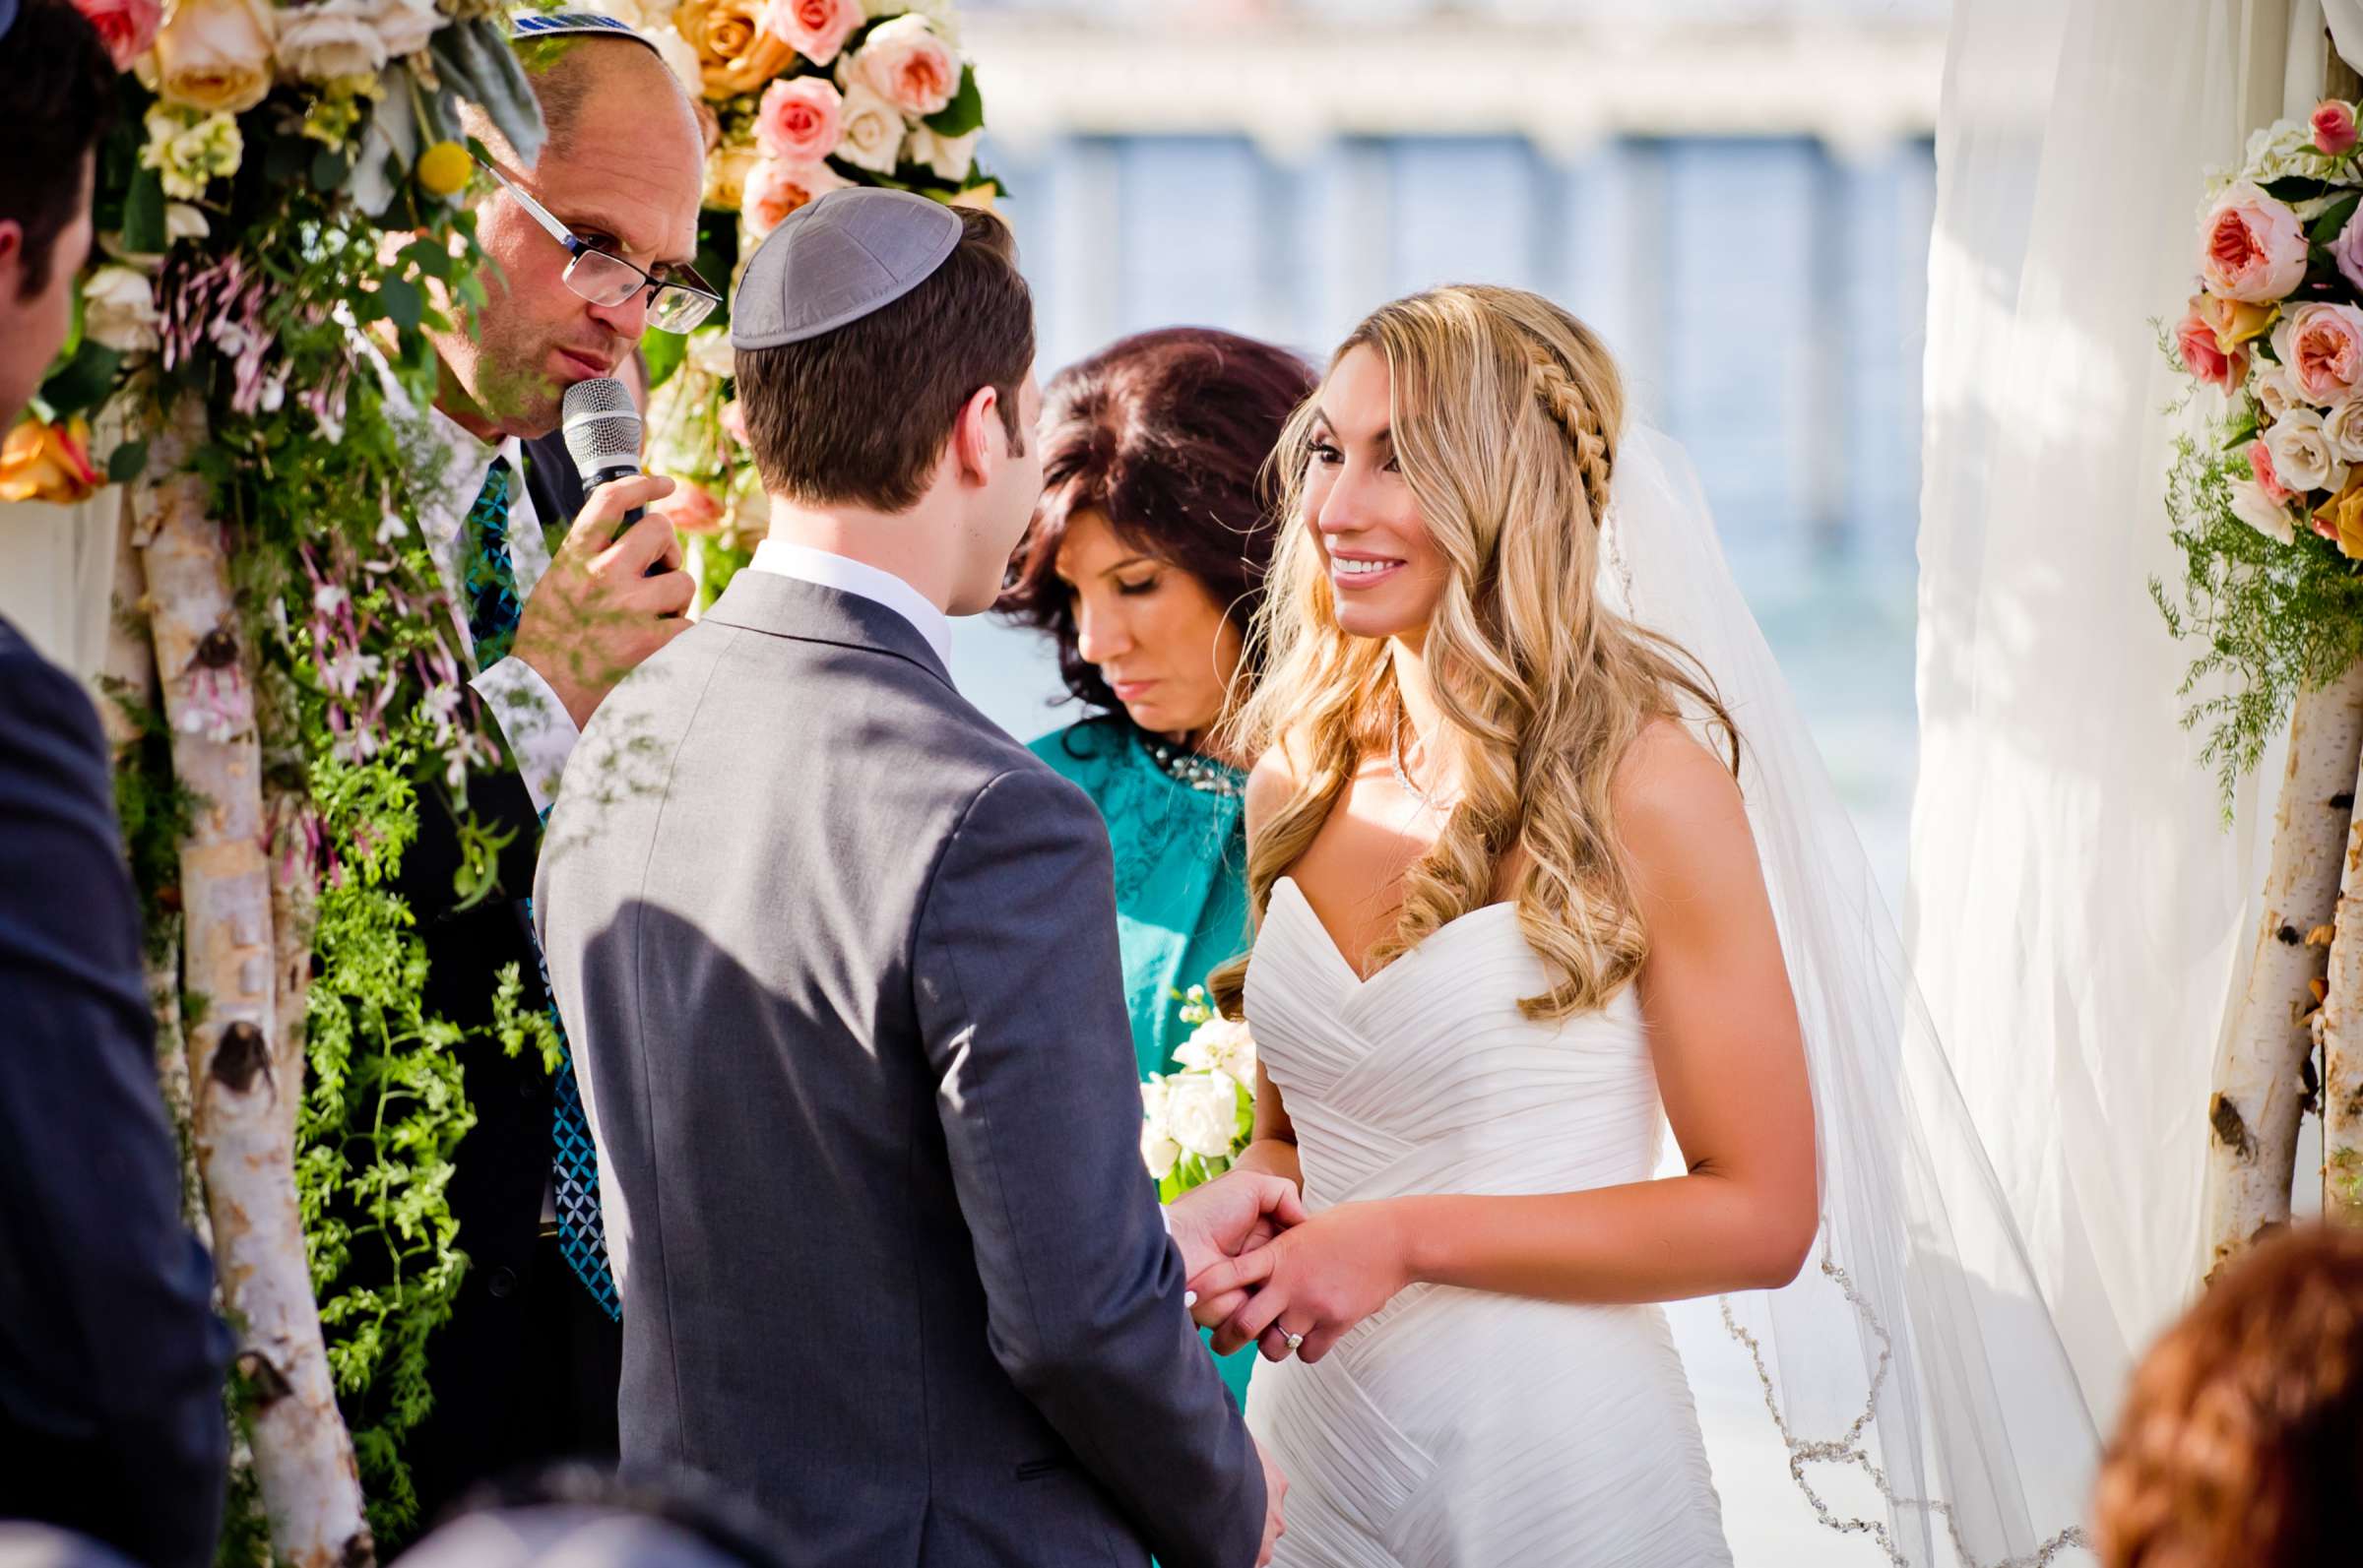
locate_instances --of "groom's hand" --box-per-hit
[1252,1435,1288,1566]
[1165,1170,1305,1294]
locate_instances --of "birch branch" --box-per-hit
[136,401,371,1568]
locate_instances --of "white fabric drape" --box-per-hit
[0,489,122,685]
[1907,0,2353,1425]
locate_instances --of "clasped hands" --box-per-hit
[1165,1170,1412,1365]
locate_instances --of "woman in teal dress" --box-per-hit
[999,326,1315,1404]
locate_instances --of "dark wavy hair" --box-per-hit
[997,326,1316,727]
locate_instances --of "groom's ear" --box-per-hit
[952,383,1005,486]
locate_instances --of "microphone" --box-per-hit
[560,376,646,536]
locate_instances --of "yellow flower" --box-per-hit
[0,416,101,505]
[675,0,798,100]
[2313,473,2363,559]
[2199,291,2277,351]
[416,141,473,199]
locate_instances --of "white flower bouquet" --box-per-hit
[1141,987,1257,1201]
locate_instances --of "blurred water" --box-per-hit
[950,132,1933,910]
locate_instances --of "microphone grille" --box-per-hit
[561,376,643,475]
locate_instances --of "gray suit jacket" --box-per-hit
[537,570,1264,1568]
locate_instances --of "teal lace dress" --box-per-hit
[1029,715,1259,1405]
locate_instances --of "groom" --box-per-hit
[537,190,1288,1566]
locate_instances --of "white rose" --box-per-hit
[1140,1076,1181,1180]
[2266,408,2350,495]
[2324,400,2363,467]
[164,202,211,243]
[903,123,978,183]
[1167,1073,1239,1161]
[1174,1018,1256,1090]
[645,24,704,99]
[276,0,389,82]
[366,0,443,57]
[2254,362,2303,422]
[83,266,160,353]
[833,82,905,174]
[2227,470,2298,544]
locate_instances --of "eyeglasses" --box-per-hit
[475,157,721,334]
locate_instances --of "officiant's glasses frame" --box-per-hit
[474,156,722,335]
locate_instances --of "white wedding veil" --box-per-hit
[1603,426,2099,1567]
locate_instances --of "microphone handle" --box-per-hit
[587,462,647,538]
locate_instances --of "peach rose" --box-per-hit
[741,155,851,239]
[142,0,275,114]
[2316,99,2360,156]
[676,0,796,100]
[2315,473,2363,558]
[2271,302,2363,405]
[760,0,861,67]
[2200,182,2310,303]
[705,138,759,210]
[70,0,163,70]
[754,75,843,164]
[2176,306,2246,392]
[847,14,958,118]
[0,417,100,505]
[2250,438,2295,504]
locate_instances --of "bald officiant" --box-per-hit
[541,190,1287,1567]
[396,12,710,1522]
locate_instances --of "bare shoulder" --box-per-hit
[1242,737,1307,840]
[1611,717,1754,897]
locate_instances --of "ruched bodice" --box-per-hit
[1244,878,1731,1566]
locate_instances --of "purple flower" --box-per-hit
[2334,204,2363,293]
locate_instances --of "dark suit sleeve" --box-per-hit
[913,766,1265,1568]
[0,634,230,1568]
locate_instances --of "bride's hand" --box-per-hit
[1191,1200,1411,1363]
[1166,1169,1307,1289]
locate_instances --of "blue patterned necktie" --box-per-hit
[463,455,621,1322]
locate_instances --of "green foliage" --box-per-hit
[2153,426,2363,811]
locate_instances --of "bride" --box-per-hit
[1186,285,2097,1566]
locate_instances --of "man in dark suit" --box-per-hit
[398,16,708,1523]
[0,4,231,1564]
[542,192,1292,1567]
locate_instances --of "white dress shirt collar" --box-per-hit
[746,538,955,670]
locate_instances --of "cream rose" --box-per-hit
[902,123,977,183]
[741,155,851,238]
[2324,401,2363,467]
[83,266,160,354]
[275,0,388,83]
[832,82,903,174]
[2254,362,2303,421]
[846,14,957,118]
[755,75,844,164]
[2265,407,2350,495]
[367,0,444,58]
[144,0,275,114]
[761,0,862,67]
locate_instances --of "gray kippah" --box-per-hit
[731,188,964,350]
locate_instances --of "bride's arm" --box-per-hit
[1218,749,1304,1194]
[1197,721,1819,1362]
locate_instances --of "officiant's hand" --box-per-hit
[1194,1200,1410,1365]
[1165,1169,1307,1290]
[512,474,694,729]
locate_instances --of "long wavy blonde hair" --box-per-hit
[1210,284,1737,1022]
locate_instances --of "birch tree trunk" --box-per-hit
[135,402,371,1568]
[2203,659,2363,1281]
[102,494,212,1246]
[2322,741,2363,1228]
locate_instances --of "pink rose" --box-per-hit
[741,156,851,239]
[760,0,862,66]
[71,0,162,69]
[2201,182,2311,303]
[848,14,959,118]
[2271,302,2363,405]
[662,478,727,533]
[754,75,844,164]
[2251,438,2295,504]
[2176,305,2247,392]
[2315,99,2360,156]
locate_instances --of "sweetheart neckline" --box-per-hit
[1267,874,1522,991]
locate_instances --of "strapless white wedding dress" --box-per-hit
[1244,877,1732,1567]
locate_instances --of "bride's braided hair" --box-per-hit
[1211,284,1735,1022]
